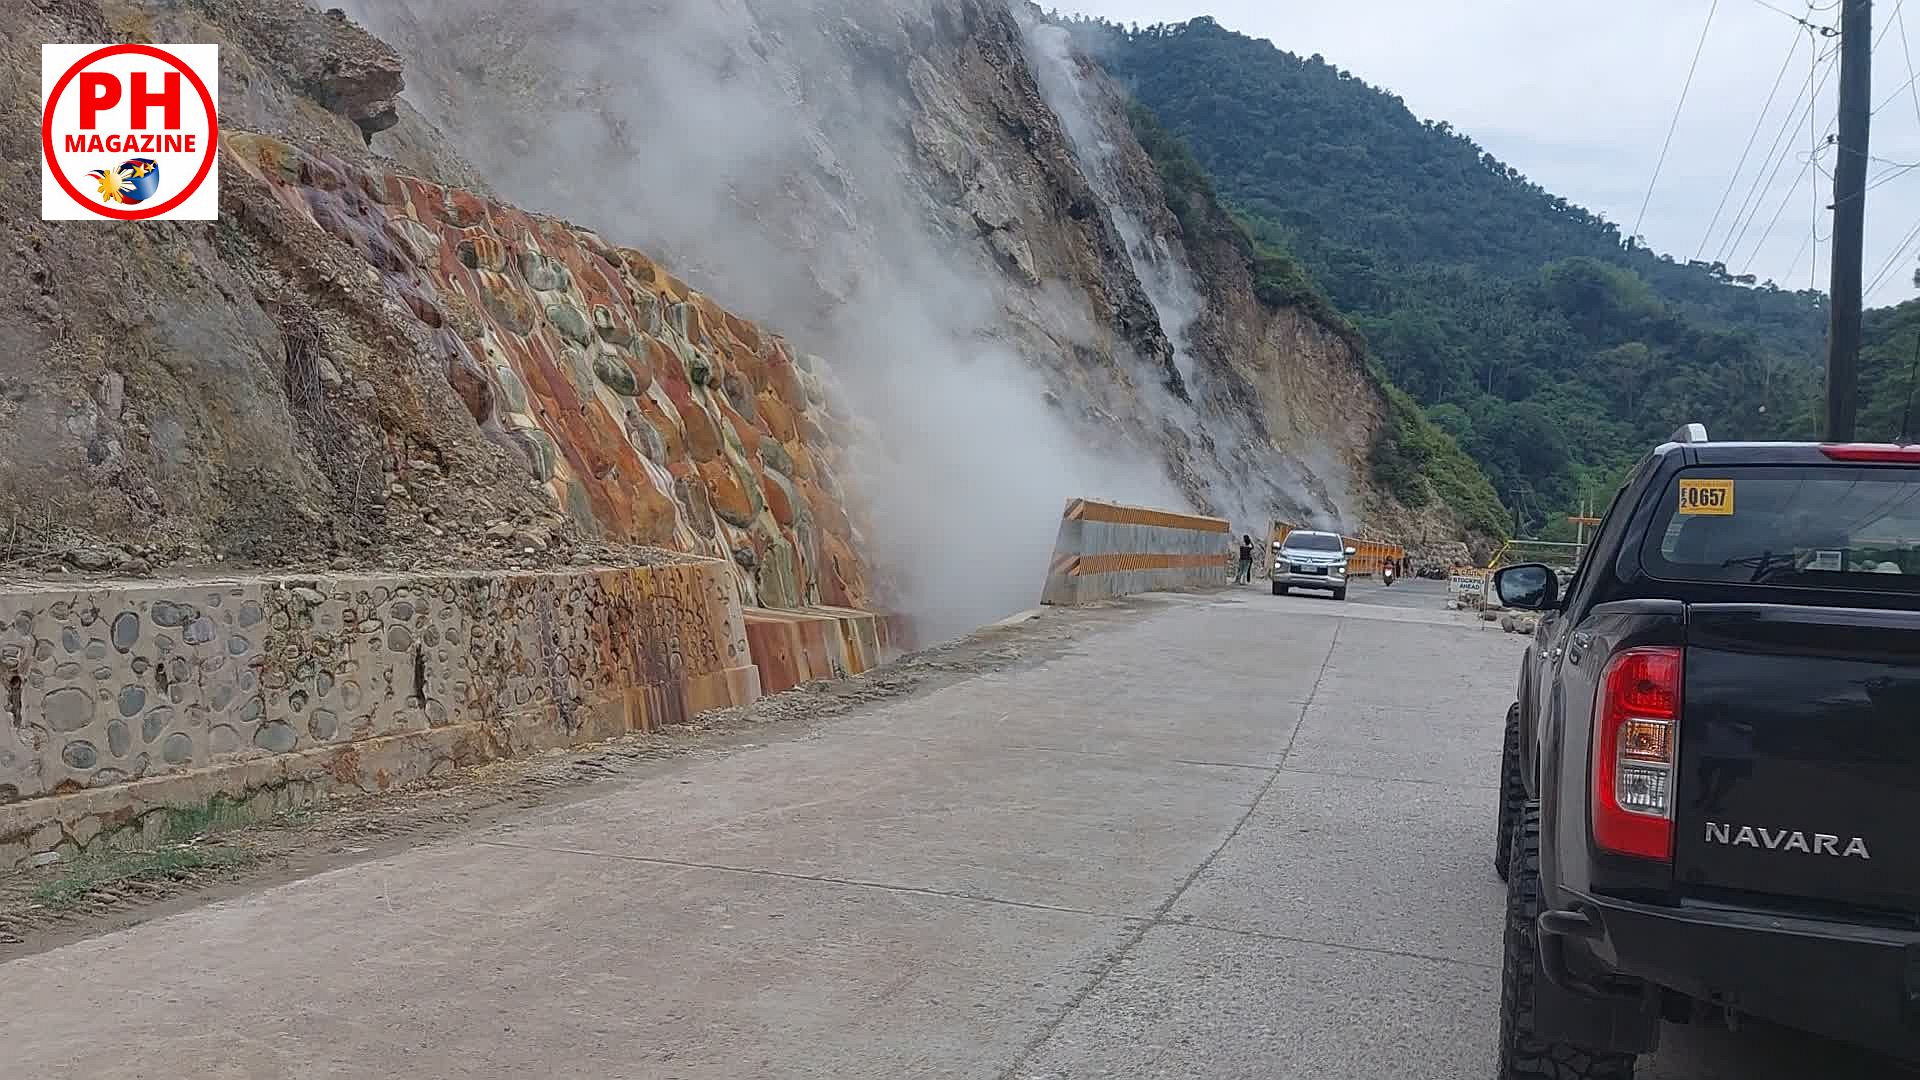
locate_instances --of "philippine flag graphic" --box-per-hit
[86,158,160,205]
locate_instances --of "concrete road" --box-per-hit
[0,590,1908,1078]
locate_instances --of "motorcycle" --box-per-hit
[1382,563,1397,586]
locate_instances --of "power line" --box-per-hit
[1723,1,1911,274]
[1697,22,1809,259]
[1716,36,1840,262]
[1751,0,1846,31]
[1632,0,1721,241]
[1812,17,1824,291]
[1724,65,1839,262]
[1865,212,1920,297]
[1900,1,1920,125]
[1740,137,1832,269]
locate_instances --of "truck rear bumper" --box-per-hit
[1566,889,1920,1060]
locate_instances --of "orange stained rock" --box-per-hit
[765,353,808,410]
[714,395,763,456]
[797,475,852,539]
[619,249,664,290]
[725,312,762,353]
[783,440,818,482]
[564,247,623,312]
[820,531,868,609]
[698,458,757,529]
[636,395,687,461]
[226,148,885,613]
[796,413,829,449]
[514,334,675,544]
[644,336,685,389]
[444,189,491,229]
[693,295,729,341]
[671,387,724,462]
[760,468,798,528]
[755,391,798,443]
[473,270,538,335]
[459,228,508,272]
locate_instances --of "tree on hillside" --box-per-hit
[1086,15,1829,533]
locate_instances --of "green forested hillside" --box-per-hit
[1074,15,1832,534]
[1860,301,1920,441]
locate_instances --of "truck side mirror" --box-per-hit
[1493,563,1560,610]
[1344,546,1357,557]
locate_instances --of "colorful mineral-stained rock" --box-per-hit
[225,134,877,613]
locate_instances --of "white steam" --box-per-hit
[341,0,1182,640]
[1016,9,1310,539]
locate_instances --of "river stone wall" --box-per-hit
[0,559,760,868]
[226,133,884,615]
[1039,498,1231,605]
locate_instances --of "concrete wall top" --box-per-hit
[1065,499,1230,534]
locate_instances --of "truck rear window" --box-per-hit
[1641,465,1920,590]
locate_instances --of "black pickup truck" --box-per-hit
[1490,424,1920,1078]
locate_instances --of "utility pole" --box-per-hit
[1827,0,1873,441]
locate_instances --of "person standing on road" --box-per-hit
[1236,534,1254,584]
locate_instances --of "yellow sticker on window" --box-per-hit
[1678,478,1734,515]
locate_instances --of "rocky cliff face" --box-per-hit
[2,0,1467,639]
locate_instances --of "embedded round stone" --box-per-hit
[142,707,174,743]
[44,687,94,733]
[253,722,298,754]
[151,601,190,628]
[107,719,130,757]
[117,684,146,717]
[308,709,338,742]
[161,732,194,764]
[62,740,98,770]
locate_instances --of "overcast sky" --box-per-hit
[1053,0,1920,308]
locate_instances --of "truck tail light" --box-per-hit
[1821,443,1920,463]
[1593,646,1681,862]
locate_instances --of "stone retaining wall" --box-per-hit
[0,560,761,868]
[742,607,911,693]
[1039,499,1231,606]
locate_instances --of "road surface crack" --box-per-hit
[993,620,1346,1080]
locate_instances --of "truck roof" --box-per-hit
[1653,438,1920,467]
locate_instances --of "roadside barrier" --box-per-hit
[1040,498,1231,605]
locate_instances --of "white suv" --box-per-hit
[1273,530,1355,600]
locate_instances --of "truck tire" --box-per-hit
[1273,583,1286,596]
[1500,804,1637,1080]
[1495,703,1523,882]
[1333,587,1348,601]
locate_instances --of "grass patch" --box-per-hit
[30,846,255,912]
[153,795,263,841]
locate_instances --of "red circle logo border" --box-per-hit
[41,43,220,221]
